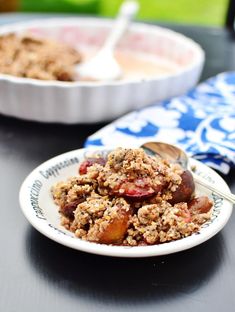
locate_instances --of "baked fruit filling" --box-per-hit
[51,148,213,246]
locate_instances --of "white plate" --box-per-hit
[19,147,233,257]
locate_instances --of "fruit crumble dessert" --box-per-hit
[0,33,81,81]
[51,148,213,246]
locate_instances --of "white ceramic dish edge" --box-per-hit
[0,18,204,123]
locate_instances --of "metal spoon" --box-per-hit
[141,141,235,204]
[75,0,139,81]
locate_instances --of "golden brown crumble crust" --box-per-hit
[51,148,212,246]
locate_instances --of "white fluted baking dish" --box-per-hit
[0,18,204,123]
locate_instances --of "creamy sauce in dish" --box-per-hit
[80,49,181,81]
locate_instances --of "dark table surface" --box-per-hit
[0,13,234,312]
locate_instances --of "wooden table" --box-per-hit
[0,13,234,312]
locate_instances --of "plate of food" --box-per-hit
[19,146,233,257]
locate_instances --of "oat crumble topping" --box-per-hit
[51,148,213,246]
[0,34,81,81]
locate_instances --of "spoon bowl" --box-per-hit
[141,141,188,169]
[141,141,235,204]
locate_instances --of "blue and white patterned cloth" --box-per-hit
[85,72,235,174]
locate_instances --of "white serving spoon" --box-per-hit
[75,0,139,81]
[141,141,235,204]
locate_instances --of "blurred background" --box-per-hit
[0,0,229,27]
